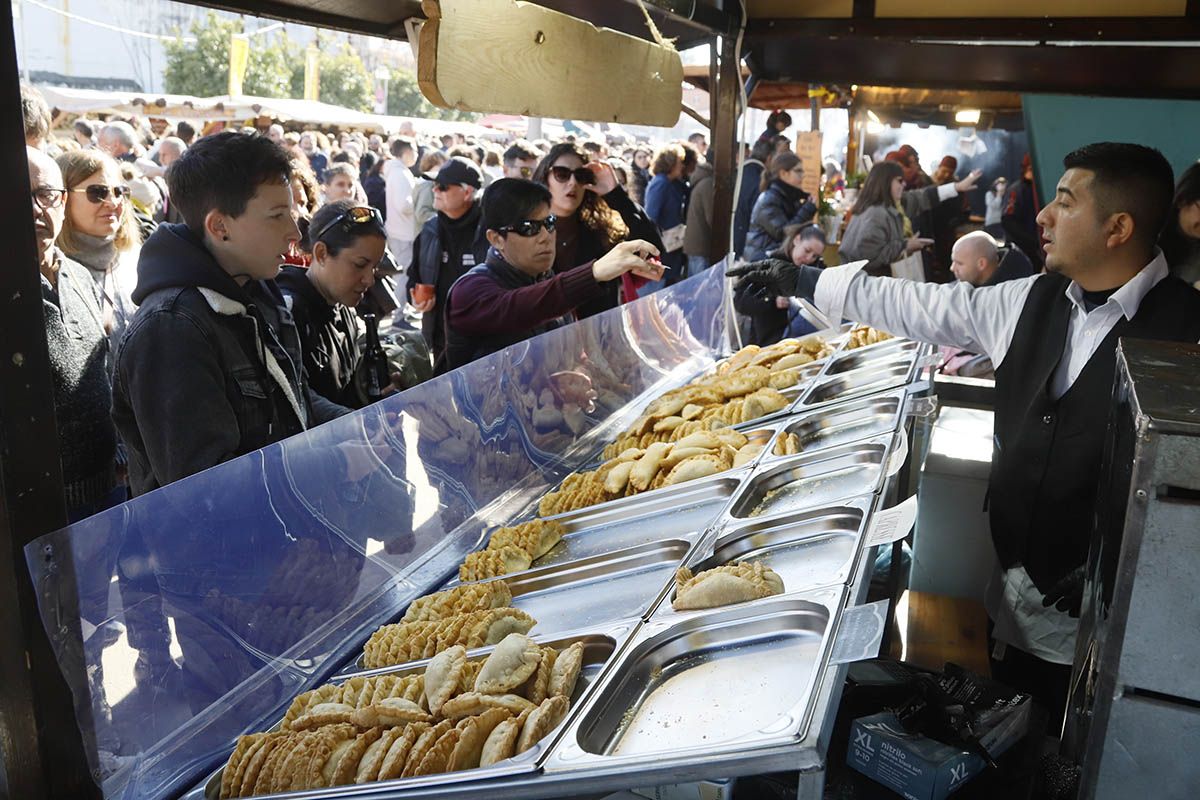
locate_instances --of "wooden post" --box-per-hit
[0,4,100,798]
[846,94,862,175]
[709,31,740,265]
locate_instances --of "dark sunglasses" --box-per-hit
[497,215,557,237]
[72,184,132,204]
[313,206,384,242]
[548,165,595,185]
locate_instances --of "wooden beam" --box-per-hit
[746,15,1200,41]
[0,5,99,798]
[419,0,684,126]
[746,36,1200,98]
[709,29,741,264]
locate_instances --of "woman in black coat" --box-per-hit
[743,151,817,262]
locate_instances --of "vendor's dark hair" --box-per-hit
[167,131,292,235]
[1063,142,1174,250]
[1162,161,1200,268]
[767,110,792,131]
[532,142,628,249]
[304,199,386,256]
[852,160,904,215]
[482,179,552,231]
[503,140,539,166]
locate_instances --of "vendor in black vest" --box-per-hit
[444,178,663,371]
[406,156,489,373]
[277,201,389,407]
[728,142,1200,723]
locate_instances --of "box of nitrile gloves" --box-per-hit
[847,699,1030,800]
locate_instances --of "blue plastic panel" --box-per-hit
[24,264,733,799]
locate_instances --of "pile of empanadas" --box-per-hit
[672,562,785,611]
[539,429,762,517]
[846,325,893,350]
[220,634,583,798]
[773,432,802,457]
[459,519,565,582]
[363,608,536,669]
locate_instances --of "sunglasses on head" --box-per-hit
[549,165,595,185]
[312,206,384,242]
[496,215,557,237]
[72,185,132,204]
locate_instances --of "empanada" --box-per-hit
[518,646,556,704]
[401,580,513,624]
[664,454,725,486]
[630,442,672,491]
[516,695,571,754]
[440,692,536,721]
[733,442,763,468]
[474,633,542,694]
[488,519,564,561]
[237,733,286,797]
[548,641,584,699]
[402,720,452,777]
[450,707,512,771]
[772,352,815,371]
[290,701,355,731]
[603,460,636,494]
[424,644,467,715]
[466,607,537,647]
[377,722,427,781]
[479,716,521,767]
[328,726,381,787]
[413,726,460,776]
[355,725,407,783]
[293,724,356,790]
[459,546,532,582]
[351,696,433,728]
[672,562,785,610]
[221,733,266,799]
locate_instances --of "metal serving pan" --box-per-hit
[825,338,920,374]
[724,435,893,523]
[796,357,918,410]
[544,588,844,773]
[758,389,908,460]
[543,469,749,538]
[196,619,638,800]
[652,498,874,619]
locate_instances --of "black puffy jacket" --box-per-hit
[743,178,816,262]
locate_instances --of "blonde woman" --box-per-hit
[55,149,141,358]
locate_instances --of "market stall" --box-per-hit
[26,266,932,799]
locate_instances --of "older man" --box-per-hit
[158,136,187,168]
[98,121,139,163]
[27,146,120,519]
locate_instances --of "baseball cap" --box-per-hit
[427,156,482,189]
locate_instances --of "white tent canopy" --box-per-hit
[35,85,496,138]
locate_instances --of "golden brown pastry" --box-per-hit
[487,519,564,561]
[449,707,511,771]
[672,562,785,611]
[474,633,542,694]
[401,580,513,624]
[548,641,583,699]
[516,695,571,754]
[459,546,532,582]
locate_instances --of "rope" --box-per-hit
[634,0,677,49]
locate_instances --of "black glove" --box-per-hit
[726,258,802,295]
[1042,565,1086,617]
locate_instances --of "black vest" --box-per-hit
[991,271,1200,592]
[443,253,567,371]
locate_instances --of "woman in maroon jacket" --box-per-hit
[444,179,662,370]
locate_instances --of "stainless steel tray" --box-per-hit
[196,621,640,800]
[758,389,908,460]
[652,497,874,619]
[543,469,749,537]
[796,356,919,410]
[544,588,844,773]
[724,434,893,523]
[825,338,920,374]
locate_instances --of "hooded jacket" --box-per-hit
[112,224,349,495]
[276,265,364,408]
[743,178,816,262]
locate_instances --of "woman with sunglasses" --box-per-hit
[277,200,390,407]
[531,142,663,319]
[55,149,141,361]
[445,178,662,370]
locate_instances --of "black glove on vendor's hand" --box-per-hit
[1042,565,1086,618]
[726,258,822,302]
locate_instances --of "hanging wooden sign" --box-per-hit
[418,0,684,127]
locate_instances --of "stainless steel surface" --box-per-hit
[825,339,920,374]
[800,359,917,409]
[203,621,638,800]
[544,471,747,535]
[546,589,844,772]
[503,540,694,635]
[726,436,891,522]
[759,391,906,460]
[654,499,872,618]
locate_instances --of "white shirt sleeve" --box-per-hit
[813,261,1038,369]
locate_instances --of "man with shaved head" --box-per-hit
[27,146,120,519]
[950,230,1035,287]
